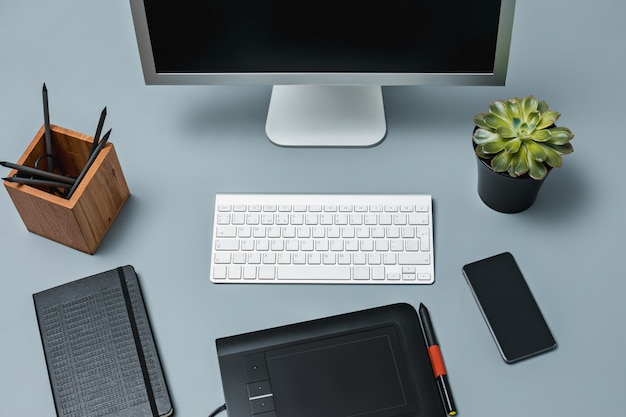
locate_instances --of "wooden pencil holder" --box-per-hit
[3,124,130,254]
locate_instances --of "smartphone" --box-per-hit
[462,252,557,363]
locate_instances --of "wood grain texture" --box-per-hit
[3,125,130,254]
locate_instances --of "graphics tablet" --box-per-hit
[216,303,444,417]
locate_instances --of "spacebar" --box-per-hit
[276,266,351,280]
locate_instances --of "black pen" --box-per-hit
[0,161,76,184]
[65,128,111,199]
[3,176,72,189]
[42,83,54,172]
[418,303,457,416]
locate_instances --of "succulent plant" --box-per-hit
[473,95,574,180]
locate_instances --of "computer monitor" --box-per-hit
[129,0,516,147]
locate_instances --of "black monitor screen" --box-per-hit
[143,0,502,74]
[264,326,419,417]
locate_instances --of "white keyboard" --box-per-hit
[210,194,434,284]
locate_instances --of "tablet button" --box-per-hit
[252,412,277,417]
[247,380,272,398]
[250,396,275,414]
[243,352,269,382]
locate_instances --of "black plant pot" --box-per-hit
[475,156,549,213]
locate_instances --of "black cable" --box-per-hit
[208,403,227,417]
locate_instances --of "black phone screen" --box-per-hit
[462,252,557,363]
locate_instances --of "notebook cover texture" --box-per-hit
[33,265,173,417]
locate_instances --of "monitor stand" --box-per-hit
[265,85,387,147]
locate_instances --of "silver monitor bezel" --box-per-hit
[129,0,516,87]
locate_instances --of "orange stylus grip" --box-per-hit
[427,345,447,378]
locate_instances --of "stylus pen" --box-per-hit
[42,83,54,172]
[418,303,457,416]
[0,161,76,184]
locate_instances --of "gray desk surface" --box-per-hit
[1,1,625,416]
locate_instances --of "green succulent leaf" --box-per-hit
[483,113,511,130]
[506,98,522,121]
[473,115,492,130]
[547,127,574,145]
[481,138,508,154]
[525,141,548,161]
[510,146,529,177]
[542,146,564,167]
[473,128,501,144]
[528,129,552,142]
[546,142,574,155]
[489,100,510,120]
[521,96,539,121]
[475,145,491,159]
[491,150,513,173]
[496,126,517,138]
[537,100,549,113]
[536,110,561,130]
[504,138,521,153]
[527,112,540,128]
[560,143,574,154]
[528,158,548,180]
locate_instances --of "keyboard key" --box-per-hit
[213,266,227,279]
[243,266,256,280]
[228,266,242,279]
[277,266,351,280]
[353,266,370,280]
[259,266,276,279]
[398,253,431,265]
[216,227,237,238]
[372,266,385,280]
[214,253,231,264]
[409,213,429,225]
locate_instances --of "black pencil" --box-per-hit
[3,176,72,189]
[0,161,75,184]
[42,83,54,172]
[65,128,111,200]
[91,107,107,155]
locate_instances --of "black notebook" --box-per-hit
[33,265,173,417]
